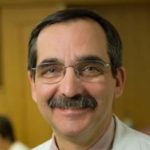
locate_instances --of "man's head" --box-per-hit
[28,8,125,146]
[0,116,15,150]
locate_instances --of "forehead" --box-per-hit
[36,19,109,64]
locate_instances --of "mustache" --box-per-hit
[48,94,97,109]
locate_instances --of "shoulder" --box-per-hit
[113,116,150,150]
[32,139,52,150]
[10,141,30,150]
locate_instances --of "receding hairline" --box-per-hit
[37,17,106,39]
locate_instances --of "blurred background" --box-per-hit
[0,0,150,148]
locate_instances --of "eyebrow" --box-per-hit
[76,55,107,63]
[39,58,60,65]
[38,55,107,66]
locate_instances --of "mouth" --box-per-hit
[53,107,92,118]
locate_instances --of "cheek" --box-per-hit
[83,81,107,100]
[83,79,116,106]
[34,83,58,103]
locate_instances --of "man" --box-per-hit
[0,116,29,150]
[27,8,150,150]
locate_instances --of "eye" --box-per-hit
[80,64,105,77]
[84,66,99,71]
[37,64,63,78]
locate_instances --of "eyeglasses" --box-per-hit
[31,60,110,84]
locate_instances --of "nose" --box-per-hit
[58,67,83,97]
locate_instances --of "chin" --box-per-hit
[54,117,93,138]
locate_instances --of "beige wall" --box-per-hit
[0,0,150,148]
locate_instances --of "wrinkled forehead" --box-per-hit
[36,19,109,65]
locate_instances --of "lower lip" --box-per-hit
[53,108,91,117]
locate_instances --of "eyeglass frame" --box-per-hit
[31,59,111,84]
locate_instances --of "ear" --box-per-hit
[27,71,38,102]
[114,67,126,98]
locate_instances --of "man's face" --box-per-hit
[28,19,124,141]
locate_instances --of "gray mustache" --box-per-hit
[48,94,97,109]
